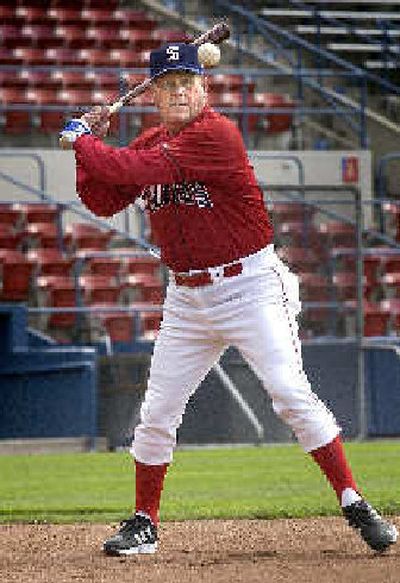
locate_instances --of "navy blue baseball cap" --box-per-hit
[150,43,204,79]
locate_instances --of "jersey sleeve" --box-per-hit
[74,129,161,217]
[76,161,139,217]
[74,135,178,186]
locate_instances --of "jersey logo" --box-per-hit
[166,45,180,61]
[141,181,213,212]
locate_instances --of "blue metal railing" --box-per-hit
[287,0,400,76]
[0,64,368,148]
[175,1,400,144]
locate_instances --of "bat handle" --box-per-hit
[108,100,124,114]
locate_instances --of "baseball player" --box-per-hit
[60,42,397,555]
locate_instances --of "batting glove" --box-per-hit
[59,118,92,145]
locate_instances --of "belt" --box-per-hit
[174,261,243,288]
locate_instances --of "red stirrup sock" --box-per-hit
[135,460,169,526]
[310,435,359,502]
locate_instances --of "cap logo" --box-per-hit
[166,45,180,61]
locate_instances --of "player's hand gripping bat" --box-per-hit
[59,22,230,148]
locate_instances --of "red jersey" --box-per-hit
[74,106,273,272]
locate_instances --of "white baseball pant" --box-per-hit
[131,245,340,464]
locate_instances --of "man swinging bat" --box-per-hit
[60,34,398,556]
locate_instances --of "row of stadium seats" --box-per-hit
[0,202,164,342]
[301,299,400,338]
[1,202,400,341]
[0,1,295,142]
[272,201,400,243]
[0,92,294,137]
[0,5,149,28]
[0,71,256,94]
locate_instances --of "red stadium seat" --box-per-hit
[80,48,115,67]
[2,111,32,135]
[364,305,390,336]
[22,24,63,49]
[139,279,164,303]
[343,300,390,337]
[0,87,29,104]
[0,48,21,66]
[124,255,161,277]
[114,9,156,31]
[25,88,59,105]
[151,28,189,43]
[56,25,95,49]
[51,70,95,90]
[0,205,24,228]
[380,252,400,274]
[47,8,83,25]
[38,111,66,134]
[58,88,93,107]
[79,274,121,305]
[37,275,77,328]
[19,69,61,89]
[380,298,400,334]
[87,26,128,49]
[15,203,60,224]
[92,89,115,106]
[318,221,356,248]
[110,48,145,67]
[120,30,159,51]
[86,256,122,278]
[0,224,23,250]
[335,249,382,286]
[66,223,113,251]
[122,273,163,303]
[298,273,331,302]
[250,92,294,134]
[23,223,69,250]
[274,221,320,248]
[81,8,121,24]
[15,6,49,24]
[100,312,135,343]
[14,47,51,66]
[0,24,30,49]
[277,246,320,273]
[381,202,400,241]
[0,250,35,302]
[140,310,162,339]
[0,70,28,89]
[0,5,17,23]
[271,201,315,223]
[381,272,400,299]
[87,70,120,91]
[332,272,370,301]
[46,47,86,66]
[27,249,74,277]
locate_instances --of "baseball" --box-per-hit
[198,42,221,68]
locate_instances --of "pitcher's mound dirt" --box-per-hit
[1,517,399,583]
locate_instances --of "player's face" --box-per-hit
[152,72,206,133]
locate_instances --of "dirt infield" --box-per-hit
[1,516,399,583]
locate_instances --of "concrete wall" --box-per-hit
[0,148,372,235]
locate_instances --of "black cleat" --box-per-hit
[103,512,157,556]
[343,499,398,552]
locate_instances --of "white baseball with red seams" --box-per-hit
[197,42,221,67]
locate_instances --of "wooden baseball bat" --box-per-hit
[108,21,230,114]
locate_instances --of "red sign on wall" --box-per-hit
[342,156,359,183]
